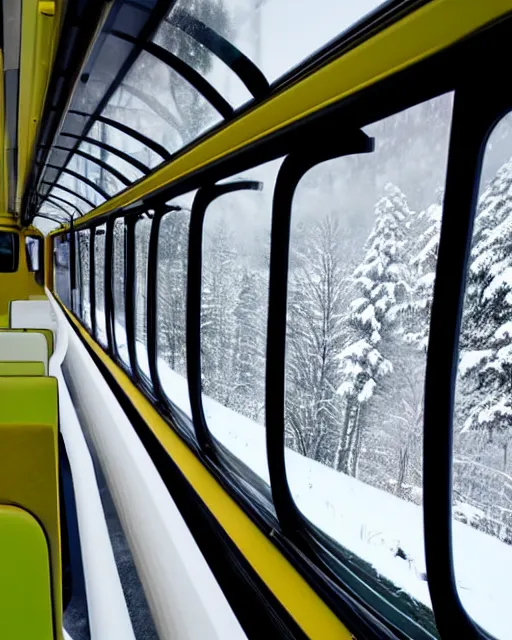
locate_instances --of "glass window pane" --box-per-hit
[50,187,92,215]
[67,154,125,197]
[153,18,252,109]
[94,224,107,346]
[113,218,129,366]
[200,161,280,484]
[0,231,18,272]
[167,0,386,86]
[454,113,512,639]
[88,119,161,170]
[77,229,91,328]
[135,215,152,378]
[79,140,144,184]
[157,192,195,419]
[115,50,221,154]
[57,171,105,208]
[54,234,71,307]
[284,94,453,626]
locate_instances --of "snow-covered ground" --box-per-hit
[101,318,511,639]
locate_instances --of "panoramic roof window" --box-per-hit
[116,50,222,155]
[88,116,163,169]
[153,16,252,109]
[0,231,18,272]
[166,0,387,85]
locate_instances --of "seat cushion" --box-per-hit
[0,332,48,374]
[0,505,53,639]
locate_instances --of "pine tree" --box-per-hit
[399,197,443,350]
[459,158,512,440]
[336,183,413,476]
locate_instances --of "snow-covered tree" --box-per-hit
[230,269,266,421]
[459,159,512,441]
[201,217,238,404]
[157,209,189,377]
[285,214,351,464]
[336,183,414,476]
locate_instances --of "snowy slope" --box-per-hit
[105,322,511,639]
[153,357,511,639]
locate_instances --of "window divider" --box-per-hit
[146,208,164,401]
[265,129,373,535]
[186,180,262,459]
[90,227,96,337]
[125,217,138,377]
[105,219,115,356]
[423,80,512,639]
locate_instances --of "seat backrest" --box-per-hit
[0,505,53,639]
[0,376,62,639]
[0,332,48,374]
[10,299,56,334]
[0,361,45,376]
[0,327,54,358]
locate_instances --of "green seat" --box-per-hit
[0,327,54,358]
[0,361,45,376]
[0,376,62,639]
[0,505,53,639]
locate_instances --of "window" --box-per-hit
[113,218,128,365]
[134,214,152,378]
[0,231,18,272]
[77,229,91,328]
[165,0,387,90]
[94,224,107,346]
[199,162,280,484]
[116,50,221,155]
[453,113,512,640]
[156,193,195,418]
[25,235,44,286]
[54,234,71,307]
[25,236,41,272]
[79,140,144,184]
[283,94,453,624]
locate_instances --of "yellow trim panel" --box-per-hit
[17,0,63,211]
[68,0,512,230]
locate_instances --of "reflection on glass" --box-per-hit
[453,113,512,640]
[283,94,453,628]
[200,160,280,484]
[135,215,152,378]
[167,0,386,87]
[156,192,195,420]
[112,218,129,366]
[117,50,221,155]
[94,224,107,346]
